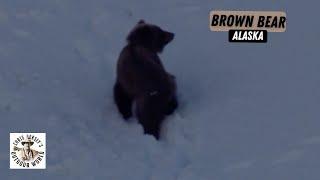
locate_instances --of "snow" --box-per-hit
[1,0,320,179]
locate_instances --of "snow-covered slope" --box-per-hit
[1,0,319,179]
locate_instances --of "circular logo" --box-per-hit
[10,133,46,169]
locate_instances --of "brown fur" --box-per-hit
[114,20,178,139]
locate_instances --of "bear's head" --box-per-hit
[127,20,174,53]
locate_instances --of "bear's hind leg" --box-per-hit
[136,98,165,140]
[164,96,178,115]
[114,82,133,120]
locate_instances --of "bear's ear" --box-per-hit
[138,19,145,24]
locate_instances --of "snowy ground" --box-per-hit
[1,0,320,179]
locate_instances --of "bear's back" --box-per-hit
[116,45,174,97]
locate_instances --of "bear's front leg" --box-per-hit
[114,82,133,120]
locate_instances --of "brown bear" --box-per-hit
[114,20,178,140]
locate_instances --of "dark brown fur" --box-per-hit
[114,20,178,139]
